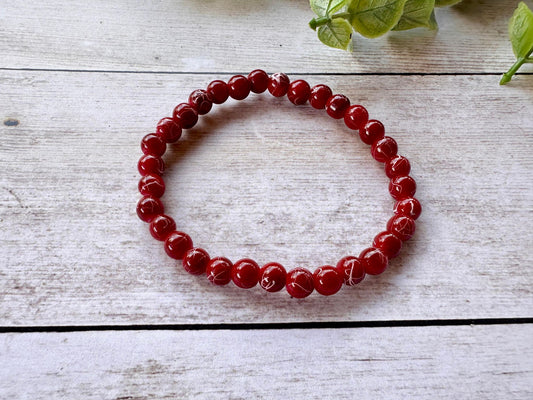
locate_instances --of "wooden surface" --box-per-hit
[1,0,532,398]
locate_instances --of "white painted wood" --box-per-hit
[2,0,529,74]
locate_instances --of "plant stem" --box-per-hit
[309,11,351,30]
[500,47,533,85]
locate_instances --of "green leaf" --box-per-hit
[393,0,436,31]
[509,1,533,58]
[317,17,353,50]
[427,9,438,30]
[310,0,349,17]
[434,0,462,7]
[348,0,408,38]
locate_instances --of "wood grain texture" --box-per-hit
[1,0,530,74]
[1,71,531,325]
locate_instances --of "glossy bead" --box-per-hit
[173,103,198,129]
[149,214,176,241]
[360,120,385,145]
[231,258,260,289]
[156,117,182,143]
[344,105,369,130]
[309,84,332,109]
[373,231,402,258]
[227,75,251,100]
[287,80,311,105]
[138,154,164,176]
[268,72,290,97]
[286,268,314,298]
[188,89,212,115]
[164,231,193,259]
[141,133,166,157]
[206,80,229,104]
[259,262,287,292]
[325,94,350,119]
[248,69,269,94]
[359,247,388,276]
[387,215,416,241]
[385,155,411,179]
[336,256,365,286]
[136,196,164,223]
[183,247,210,275]
[138,174,165,198]
[206,257,232,285]
[394,197,422,220]
[313,265,343,296]
[389,175,417,200]
[371,136,398,163]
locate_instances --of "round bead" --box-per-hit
[287,80,311,105]
[206,257,233,285]
[268,72,290,97]
[373,231,402,258]
[164,231,193,260]
[325,94,350,119]
[188,89,212,115]
[389,175,417,200]
[228,75,251,100]
[156,117,182,144]
[286,268,314,298]
[138,154,164,176]
[136,196,164,223]
[138,174,165,198]
[141,133,166,157]
[183,247,210,275]
[231,258,260,289]
[371,136,398,163]
[360,120,385,145]
[359,247,388,276]
[173,103,198,129]
[387,215,416,241]
[385,155,411,178]
[259,262,287,293]
[394,197,422,220]
[313,265,343,296]
[336,256,365,286]
[309,84,333,109]
[149,214,176,241]
[206,80,229,104]
[344,105,369,130]
[248,69,269,94]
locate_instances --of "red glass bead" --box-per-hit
[360,120,385,145]
[387,215,416,241]
[206,257,232,285]
[156,117,182,144]
[149,214,176,241]
[373,231,402,258]
[164,231,193,260]
[287,80,311,105]
[389,175,417,200]
[286,268,314,298]
[268,72,290,97]
[136,196,164,223]
[183,247,210,275]
[141,133,166,157]
[248,69,269,94]
[173,103,198,129]
[138,154,164,176]
[344,105,369,130]
[206,80,229,104]
[231,258,260,289]
[259,262,287,292]
[325,94,350,119]
[394,197,422,220]
[227,75,251,100]
[313,265,343,296]
[371,136,398,163]
[309,84,332,109]
[385,155,411,179]
[359,247,388,276]
[138,174,165,198]
[336,256,365,286]
[188,89,212,115]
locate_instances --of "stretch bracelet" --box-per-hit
[136,69,421,298]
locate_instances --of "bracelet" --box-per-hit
[136,69,421,298]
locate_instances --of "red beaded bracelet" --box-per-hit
[137,69,421,298]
